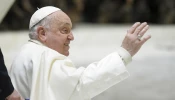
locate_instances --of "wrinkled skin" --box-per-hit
[121,22,151,57]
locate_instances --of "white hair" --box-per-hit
[28,15,52,40]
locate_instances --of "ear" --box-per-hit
[37,26,47,42]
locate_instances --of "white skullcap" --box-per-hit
[29,6,61,29]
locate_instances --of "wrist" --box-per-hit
[118,47,132,65]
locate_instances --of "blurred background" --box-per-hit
[0,0,175,100]
[1,0,175,30]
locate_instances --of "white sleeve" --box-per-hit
[49,52,130,100]
[69,52,130,100]
[117,47,132,65]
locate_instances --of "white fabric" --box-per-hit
[10,40,130,100]
[117,47,132,65]
[29,6,60,29]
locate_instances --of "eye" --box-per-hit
[64,29,68,33]
[61,28,69,34]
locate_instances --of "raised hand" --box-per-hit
[121,22,151,57]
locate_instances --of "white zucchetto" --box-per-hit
[29,6,61,29]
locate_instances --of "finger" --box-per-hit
[138,25,149,37]
[140,35,151,45]
[127,22,141,34]
[133,22,147,35]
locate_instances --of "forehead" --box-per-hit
[51,11,72,28]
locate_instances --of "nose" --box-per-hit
[68,32,74,41]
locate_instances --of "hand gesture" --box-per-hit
[121,22,151,57]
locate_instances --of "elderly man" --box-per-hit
[10,6,151,100]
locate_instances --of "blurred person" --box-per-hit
[10,6,151,100]
[0,49,23,100]
[0,0,24,99]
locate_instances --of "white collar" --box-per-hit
[28,39,44,46]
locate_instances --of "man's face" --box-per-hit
[43,11,74,56]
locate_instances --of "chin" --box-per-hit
[64,52,69,56]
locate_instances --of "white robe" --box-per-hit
[10,40,131,100]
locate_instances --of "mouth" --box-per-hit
[64,43,69,46]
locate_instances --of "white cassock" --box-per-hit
[10,40,132,100]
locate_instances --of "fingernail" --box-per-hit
[136,22,140,24]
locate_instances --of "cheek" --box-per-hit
[47,34,58,43]
[46,35,59,47]
[52,37,64,48]
[46,33,67,51]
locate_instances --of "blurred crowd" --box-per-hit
[0,0,175,30]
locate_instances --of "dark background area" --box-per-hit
[0,0,175,30]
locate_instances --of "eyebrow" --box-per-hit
[64,23,71,26]
[61,22,72,28]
